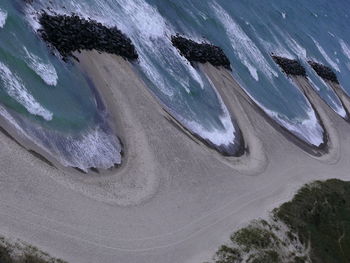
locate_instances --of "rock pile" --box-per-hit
[38,13,138,61]
[171,35,231,70]
[308,61,339,84]
[272,55,306,76]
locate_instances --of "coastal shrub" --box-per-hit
[215,246,242,263]
[209,219,309,263]
[209,180,350,263]
[230,224,279,252]
[0,236,67,263]
[275,179,350,263]
[0,245,12,263]
[248,250,280,263]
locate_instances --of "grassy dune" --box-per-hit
[209,179,350,263]
[0,236,66,263]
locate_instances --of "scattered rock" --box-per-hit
[308,61,339,84]
[272,55,306,76]
[171,34,231,70]
[38,12,138,61]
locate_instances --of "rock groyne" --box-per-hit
[171,35,231,70]
[272,55,306,76]
[308,61,339,84]
[38,13,138,61]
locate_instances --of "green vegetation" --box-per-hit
[231,224,279,252]
[0,236,66,263]
[209,179,350,263]
[211,220,307,263]
[276,179,350,263]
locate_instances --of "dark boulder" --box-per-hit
[272,55,306,76]
[171,34,231,70]
[38,12,138,61]
[308,61,339,84]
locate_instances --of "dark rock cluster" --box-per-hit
[308,61,339,84]
[272,55,306,76]
[38,13,138,61]
[171,35,231,70]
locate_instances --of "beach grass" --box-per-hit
[210,179,350,263]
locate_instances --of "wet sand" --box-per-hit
[0,52,350,263]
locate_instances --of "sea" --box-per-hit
[0,0,349,170]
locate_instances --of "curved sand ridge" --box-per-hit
[1,51,350,263]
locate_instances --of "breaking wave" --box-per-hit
[313,38,340,72]
[0,60,53,121]
[28,0,238,150]
[212,2,278,81]
[24,47,58,86]
[0,8,7,28]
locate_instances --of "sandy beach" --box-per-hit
[1,51,350,263]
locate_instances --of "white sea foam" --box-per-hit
[339,39,350,62]
[312,38,340,72]
[0,61,53,120]
[29,0,237,149]
[24,47,58,86]
[286,37,307,59]
[266,107,323,146]
[0,103,121,170]
[0,8,7,28]
[41,127,122,170]
[236,77,324,147]
[258,29,294,59]
[307,76,347,117]
[180,76,236,146]
[329,97,347,117]
[212,2,278,81]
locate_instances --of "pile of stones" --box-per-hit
[272,55,306,76]
[308,61,339,84]
[38,12,138,61]
[171,35,231,70]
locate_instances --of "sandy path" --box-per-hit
[0,52,350,263]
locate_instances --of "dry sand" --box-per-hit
[1,51,350,263]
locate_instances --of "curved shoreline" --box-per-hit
[1,51,350,263]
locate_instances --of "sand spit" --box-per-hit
[291,76,340,163]
[199,63,267,175]
[1,52,350,263]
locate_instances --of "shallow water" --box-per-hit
[0,0,350,168]
[0,0,122,170]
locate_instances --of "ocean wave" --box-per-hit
[0,61,53,121]
[307,76,347,118]
[285,37,307,59]
[179,76,236,147]
[38,126,122,171]
[265,107,324,147]
[0,103,121,170]
[211,2,278,81]
[312,38,340,72]
[0,8,7,28]
[29,0,238,149]
[340,39,350,62]
[24,47,58,86]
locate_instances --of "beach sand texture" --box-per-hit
[0,51,350,263]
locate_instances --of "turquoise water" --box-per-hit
[0,0,121,170]
[0,0,350,168]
